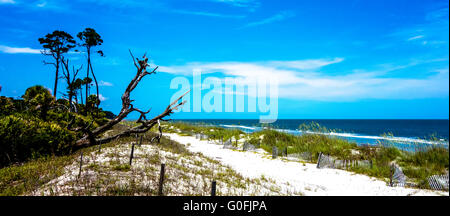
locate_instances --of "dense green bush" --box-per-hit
[0,114,76,167]
[0,86,116,168]
[0,97,15,116]
[22,85,54,120]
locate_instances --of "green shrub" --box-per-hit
[22,85,54,120]
[0,114,76,167]
[0,97,15,116]
[403,147,449,169]
[375,146,402,166]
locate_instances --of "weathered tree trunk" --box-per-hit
[74,50,189,149]
[85,49,90,106]
[54,53,60,98]
[89,62,100,115]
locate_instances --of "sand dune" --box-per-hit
[165,133,448,196]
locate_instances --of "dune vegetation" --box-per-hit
[162,121,449,190]
[0,123,297,196]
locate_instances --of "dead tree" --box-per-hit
[74,50,189,149]
[61,57,82,112]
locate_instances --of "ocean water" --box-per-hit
[173,119,449,151]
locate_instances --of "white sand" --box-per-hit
[165,133,449,196]
[33,141,291,196]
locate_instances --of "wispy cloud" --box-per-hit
[387,5,448,48]
[267,58,344,70]
[212,0,260,9]
[171,9,245,19]
[159,58,343,76]
[3,0,72,12]
[425,6,449,22]
[99,94,108,101]
[160,57,449,101]
[0,0,15,4]
[407,35,424,41]
[99,80,113,87]
[77,0,148,7]
[0,45,41,54]
[36,1,47,7]
[241,10,295,28]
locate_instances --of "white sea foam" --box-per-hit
[232,125,448,146]
[303,131,448,146]
[221,124,257,131]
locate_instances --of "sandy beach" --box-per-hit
[165,132,449,196]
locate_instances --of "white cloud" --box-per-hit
[407,35,424,41]
[0,45,41,54]
[99,80,113,87]
[267,58,344,70]
[99,94,108,101]
[36,1,47,7]
[387,6,448,48]
[0,0,15,4]
[241,10,295,28]
[425,7,449,22]
[213,0,260,8]
[159,58,342,76]
[160,58,449,101]
[171,9,245,18]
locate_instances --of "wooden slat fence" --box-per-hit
[427,173,449,191]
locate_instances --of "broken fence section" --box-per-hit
[316,152,373,170]
[243,142,257,151]
[427,173,449,191]
[195,133,209,140]
[223,139,239,150]
[390,164,406,187]
[287,152,313,161]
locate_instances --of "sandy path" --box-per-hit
[166,133,448,196]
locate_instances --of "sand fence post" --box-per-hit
[98,140,102,153]
[211,180,217,196]
[78,151,83,180]
[316,152,323,168]
[272,146,278,159]
[158,163,166,196]
[129,141,135,166]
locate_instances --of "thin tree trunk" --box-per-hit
[79,88,83,105]
[68,93,73,112]
[85,49,90,105]
[54,55,60,98]
[90,62,99,114]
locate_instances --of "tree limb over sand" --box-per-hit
[75,50,189,148]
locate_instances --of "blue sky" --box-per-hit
[0,0,448,119]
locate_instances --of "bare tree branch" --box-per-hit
[74,51,189,148]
